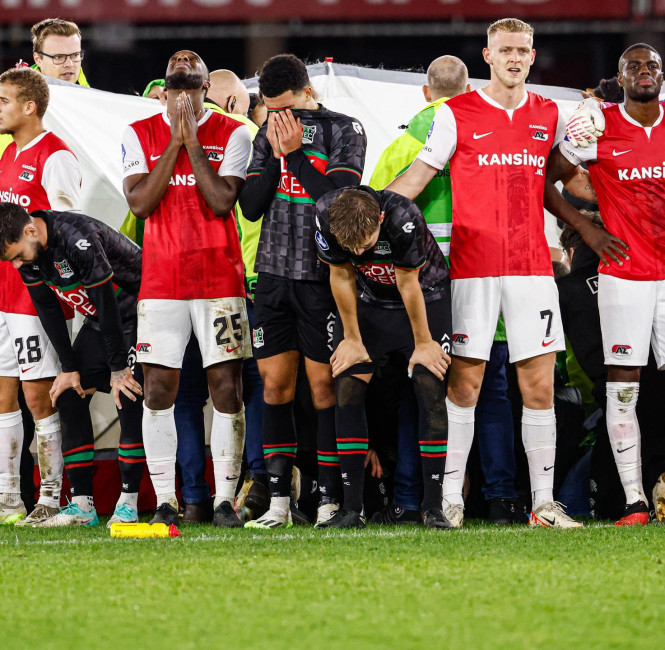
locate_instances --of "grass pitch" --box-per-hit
[1,520,662,649]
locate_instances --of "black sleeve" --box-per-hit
[86,279,128,372]
[238,130,280,222]
[26,283,78,372]
[386,194,427,271]
[285,149,362,202]
[314,190,350,266]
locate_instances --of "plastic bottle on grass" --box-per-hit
[110,522,181,538]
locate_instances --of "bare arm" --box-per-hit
[122,115,182,219]
[328,263,370,377]
[385,159,439,200]
[181,94,245,217]
[395,267,449,380]
[545,148,629,267]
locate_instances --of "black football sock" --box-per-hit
[412,366,448,512]
[316,405,342,502]
[57,390,95,499]
[335,376,369,513]
[262,402,297,498]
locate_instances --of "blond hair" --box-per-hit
[487,18,534,43]
[329,189,381,252]
[31,18,81,53]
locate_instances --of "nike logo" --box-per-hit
[20,366,36,374]
[150,154,161,161]
[444,470,458,475]
[542,338,556,347]
[541,516,556,526]
[612,149,632,157]
[543,465,554,472]
[616,444,636,454]
[226,344,242,353]
[473,131,493,140]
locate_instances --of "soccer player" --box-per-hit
[0,203,145,527]
[387,18,620,528]
[122,50,252,527]
[314,186,452,528]
[239,54,366,528]
[544,43,662,526]
[370,55,521,527]
[0,67,81,525]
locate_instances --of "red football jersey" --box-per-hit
[0,132,77,315]
[128,112,246,300]
[421,91,560,279]
[561,104,665,281]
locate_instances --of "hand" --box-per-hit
[273,109,303,156]
[566,98,606,148]
[580,221,630,267]
[266,112,281,158]
[169,95,184,146]
[364,448,383,479]
[110,367,143,410]
[49,371,85,407]
[408,340,451,381]
[180,92,200,147]
[330,338,371,378]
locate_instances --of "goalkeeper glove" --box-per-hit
[565,98,606,148]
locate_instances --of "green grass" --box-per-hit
[1,520,663,649]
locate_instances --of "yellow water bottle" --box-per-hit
[110,522,181,538]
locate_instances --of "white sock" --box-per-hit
[142,404,178,508]
[522,406,556,510]
[267,495,290,516]
[0,410,23,506]
[606,382,646,505]
[35,412,63,509]
[73,495,95,512]
[211,408,245,508]
[441,398,475,508]
[117,491,139,511]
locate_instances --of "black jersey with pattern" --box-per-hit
[315,187,449,309]
[19,210,141,323]
[246,106,366,281]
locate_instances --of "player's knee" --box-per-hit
[262,375,295,405]
[335,375,368,409]
[22,383,56,420]
[144,379,177,410]
[520,377,554,410]
[309,377,335,409]
[447,379,481,408]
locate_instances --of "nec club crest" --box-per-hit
[301,125,317,144]
[54,259,74,279]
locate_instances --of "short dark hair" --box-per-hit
[0,203,32,255]
[258,54,310,98]
[328,189,381,251]
[621,42,660,62]
[559,210,604,258]
[0,68,49,118]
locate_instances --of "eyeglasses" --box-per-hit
[37,51,84,65]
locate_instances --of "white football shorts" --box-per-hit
[451,275,565,363]
[598,274,665,368]
[0,311,61,380]
[136,297,252,369]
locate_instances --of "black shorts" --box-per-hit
[332,282,452,376]
[73,319,141,393]
[252,273,336,364]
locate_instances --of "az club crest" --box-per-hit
[54,259,74,279]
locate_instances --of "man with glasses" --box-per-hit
[31,18,89,87]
